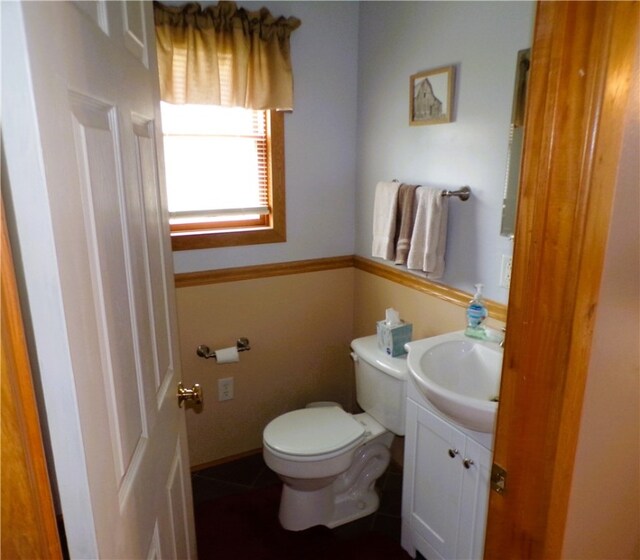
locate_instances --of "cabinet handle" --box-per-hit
[463,458,475,469]
[448,448,459,458]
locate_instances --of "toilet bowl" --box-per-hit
[262,335,408,531]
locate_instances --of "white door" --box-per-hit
[2,2,197,558]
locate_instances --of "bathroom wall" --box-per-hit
[176,262,506,467]
[561,52,639,560]
[173,2,518,466]
[355,270,471,342]
[356,1,535,304]
[178,275,482,467]
[173,1,360,274]
[176,267,355,467]
[353,269,504,343]
[169,1,361,466]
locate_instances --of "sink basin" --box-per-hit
[405,331,503,433]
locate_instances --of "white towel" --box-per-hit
[407,186,449,279]
[372,181,400,260]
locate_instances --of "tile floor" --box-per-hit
[191,451,405,544]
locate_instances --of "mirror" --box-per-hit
[501,48,531,238]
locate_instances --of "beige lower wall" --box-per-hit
[176,268,356,467]
[354,269,504,340]
[355,270,464,340]
[175,264,501,468]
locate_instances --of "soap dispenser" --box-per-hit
[465,283,488,339]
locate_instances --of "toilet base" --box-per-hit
[325,487,380,529]
[277,440,391,531]
[278,481,382,531]
[279,482,336,531]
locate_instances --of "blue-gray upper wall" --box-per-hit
[174,1,536,304]
[356,1,535,303]
[174,1,360,273]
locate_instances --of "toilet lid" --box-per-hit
[264,407,365,457]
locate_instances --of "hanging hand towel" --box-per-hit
[372,181,401,260]
[407,186,449,279]
[394,183,418,265]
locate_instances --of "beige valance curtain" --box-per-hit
[153,1,300,111]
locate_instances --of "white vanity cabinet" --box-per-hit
[401,383,493,560]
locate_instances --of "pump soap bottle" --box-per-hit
[465,283,488,339]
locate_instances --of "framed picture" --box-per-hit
[410,65,455,125]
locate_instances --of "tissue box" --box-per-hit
[377,320,413,357]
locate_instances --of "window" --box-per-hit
[161,103,285,250]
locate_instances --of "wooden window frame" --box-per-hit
[169,110,286,251]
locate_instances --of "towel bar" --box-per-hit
[196,338,251,360]
[392,180,471,201]
[441,186,471,201]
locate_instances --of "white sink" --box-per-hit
[405,331,503,433]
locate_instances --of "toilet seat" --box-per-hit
[263,406,365,461]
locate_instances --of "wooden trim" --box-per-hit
[484,2,638,558]
[170,110,286,251]
[354,256,508,322]
[190,448,263,473]
[1,202,63,559]
[174,255,355,288]
[175,252,509,323]
[268,109,286,242]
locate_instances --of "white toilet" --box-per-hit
[262,335,408,531]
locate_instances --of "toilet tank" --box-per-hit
[350,335,408,436]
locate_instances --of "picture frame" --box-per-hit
[410,65,455,125]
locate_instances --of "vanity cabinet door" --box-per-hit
[403,398,466,559]
[457,437,492,559]
[402,398,492,560]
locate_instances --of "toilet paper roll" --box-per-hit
[215,346,240,364]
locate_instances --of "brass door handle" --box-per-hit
[177,382,203,407]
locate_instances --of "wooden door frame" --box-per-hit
[485,2,638,558]
[1,201,63,559]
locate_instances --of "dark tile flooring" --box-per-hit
[191,451,405,544]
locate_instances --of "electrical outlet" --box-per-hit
[218,377,234,401]
[500,255,513,289]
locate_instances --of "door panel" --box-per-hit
[73,0,108,34]
[69,91,147,481]
[122,1,148,65]
[132,116,174,395]
[165,439,193,557]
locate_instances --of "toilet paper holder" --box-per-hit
[196,338,251,360]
